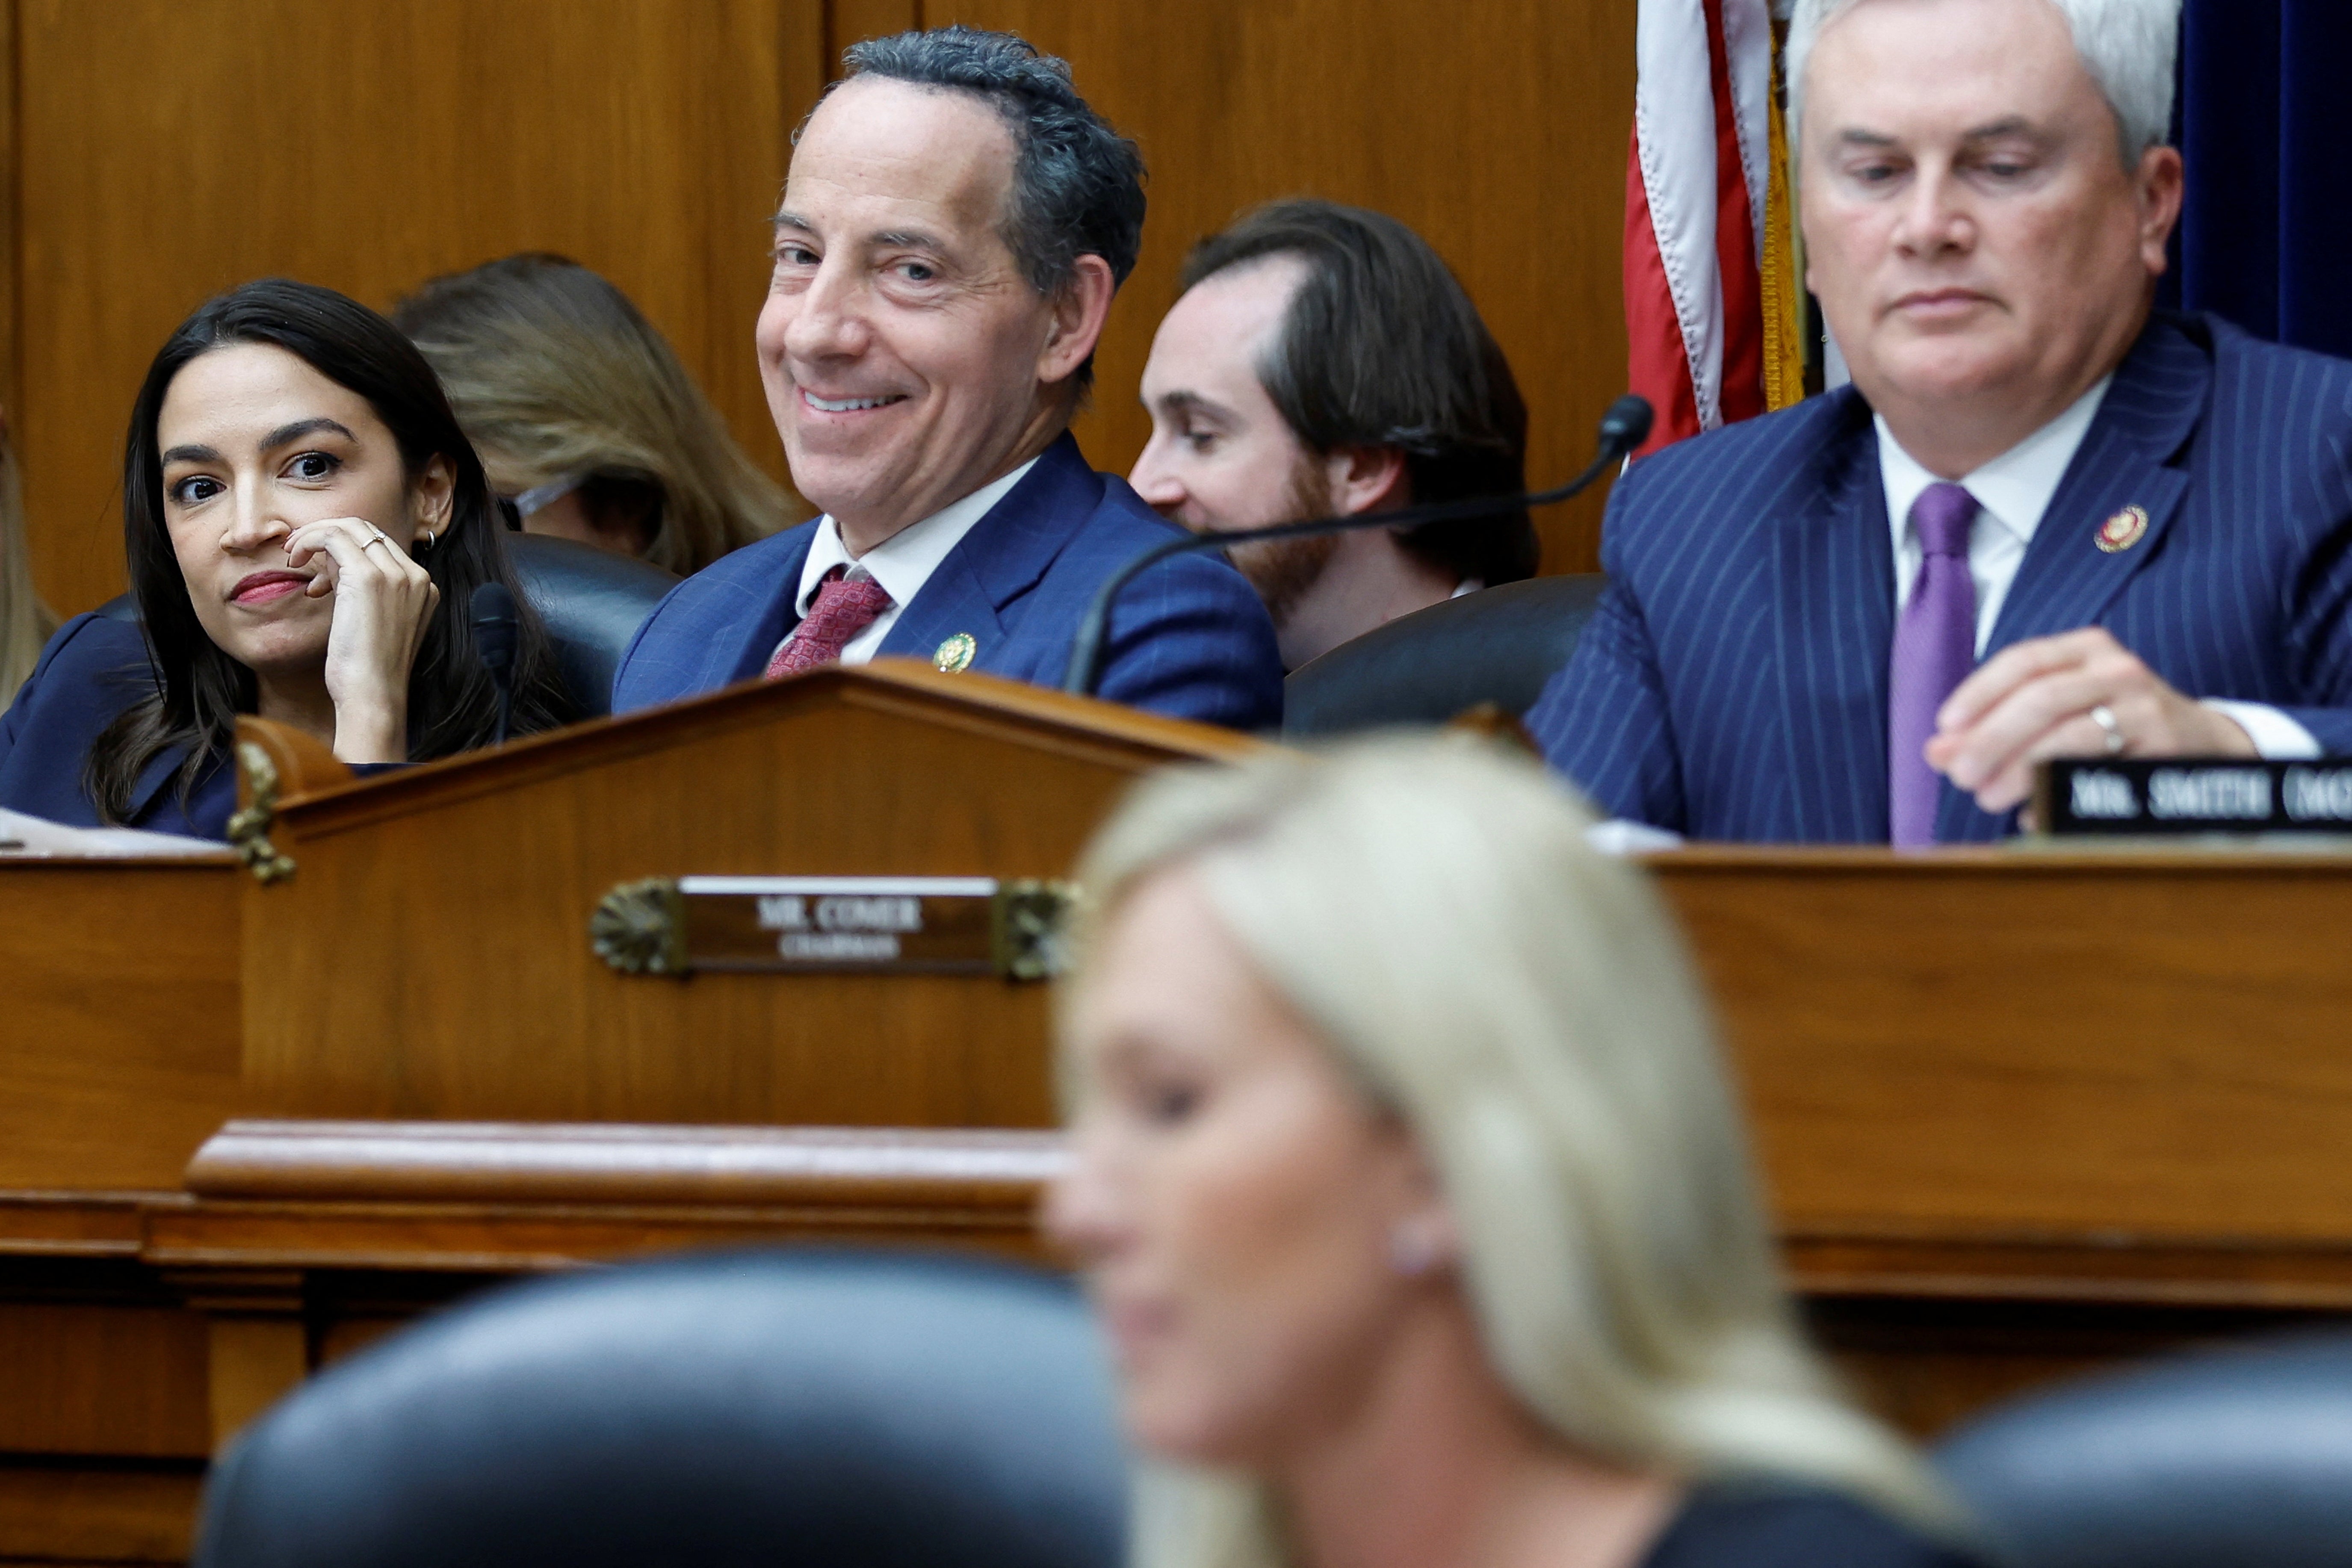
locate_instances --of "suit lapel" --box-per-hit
[880,545,1008,668]
[1771,393,1896,841]
[720,530,815,685]
[1983,318,2209,653]
[878,434,1101,669]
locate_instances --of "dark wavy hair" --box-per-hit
[821,26,1146,393]
[1183,200,1539,587]
[84,278,569,824]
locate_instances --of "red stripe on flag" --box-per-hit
[1703,0,1765,426]
[1623,129,1700,459]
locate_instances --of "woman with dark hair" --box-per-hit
[0,279,567,838]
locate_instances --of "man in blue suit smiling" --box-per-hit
[612,28,1282,728]
[1530,0,2352,843]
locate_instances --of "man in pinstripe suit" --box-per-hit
[1530,0,2352,843]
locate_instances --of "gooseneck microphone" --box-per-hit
[1061,394,1654,698]
[471,582,519,745]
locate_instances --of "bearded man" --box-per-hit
[1128,200,1537,672]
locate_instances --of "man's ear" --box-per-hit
[1038,254,1117,387]
[411,455,458,539]
[1324,445,1411,518]
[2136,144,2185,277]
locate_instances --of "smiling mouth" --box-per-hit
[801,390,909,413]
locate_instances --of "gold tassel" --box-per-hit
[1759,43,1806,412]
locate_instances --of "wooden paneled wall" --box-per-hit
[941,0,1639,578]
[6,0,1633,617]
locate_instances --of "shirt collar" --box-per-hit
[795,458,1039,617]
[1876,374,2113,546]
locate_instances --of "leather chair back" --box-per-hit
[506,532,677,716]
[88,532,677,718]
[195,1249,1129,1568]
[1934,1332,2352,1568]
[1282,574,1605,737]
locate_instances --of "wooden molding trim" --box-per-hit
[1643,843,2352,877]
[167,1119,2352,1311]
[261,662,1270,842]
[1785,1226,2352,1310]
[0,1192,159,1257]
[184,1120,1070,1209]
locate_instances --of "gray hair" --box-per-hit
[1060,737,1960,1568]
[1787,0,2178,162]
[816,27,1146,391]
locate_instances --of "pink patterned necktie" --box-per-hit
[765,564,893,679]
[1887,482,1980,846]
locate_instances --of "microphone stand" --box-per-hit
[1061,395,1653,698]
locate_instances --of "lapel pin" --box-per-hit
[933,632,977,673]
[2095,505,2148,554]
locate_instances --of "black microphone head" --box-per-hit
[1598,394,1654,458]
[470,582,518,676]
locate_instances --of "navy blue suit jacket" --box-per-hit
[1527,313,2352,842]
[0,612,234,838]
[612,434,1285,729]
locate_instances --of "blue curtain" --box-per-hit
[2163,0,2352,359]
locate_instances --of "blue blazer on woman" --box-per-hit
[1527,313,2352,842]
[0,612,233,839]
[611,433,1285,729]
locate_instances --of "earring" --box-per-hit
[417,526,437,549]
[1388,1219,1448,1279]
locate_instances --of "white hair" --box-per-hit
[1059,737,1959,1568]
[1787,0,2179,161]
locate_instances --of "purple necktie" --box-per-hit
[1887,482,1979,846]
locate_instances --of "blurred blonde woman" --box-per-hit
[1046,737,1983,1568]
[394,254,791,574]
[0,416,57,705]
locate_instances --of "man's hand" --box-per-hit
[1924,627,2254,814]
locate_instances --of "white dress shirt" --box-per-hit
[1876,386,2319,759]
[776,458,1037,667]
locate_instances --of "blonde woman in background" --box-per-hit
[394,254,791,575]
[1046,737,1984,1568]
[0,414,58,705]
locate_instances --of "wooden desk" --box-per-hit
[5,671,2351,1561]
[236,663,1258,1128]
[1,856,243,1191]
[128,846,2352,1444]
[0,856,240,1565]
[1652,845,2352,1429]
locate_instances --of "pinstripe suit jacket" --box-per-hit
[1526,313,2352,842]
[612,433,1283,729]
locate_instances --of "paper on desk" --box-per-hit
[1585,819,1684,855]
[0,806,223,858]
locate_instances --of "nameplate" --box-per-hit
[590,875,1074,980]
[2037,759,2352,836]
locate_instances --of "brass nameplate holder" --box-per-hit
[591,875,1075,982]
